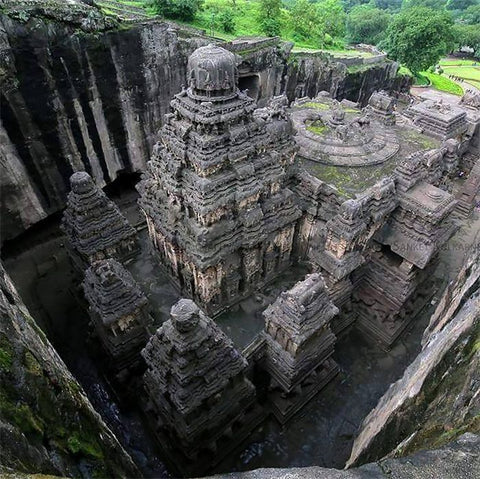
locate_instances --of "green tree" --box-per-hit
[446,0,478,11]
[317,0,347,39]
[402,0,447,9]
[460,4,480,23]
[381,6,454,75]
[258,0,283,36]
[453,23,480,57]
[375,0,403,11]
[346,4,391,44]
[219,8,236,33]
[290,0,324,44]
[151,0,203,21]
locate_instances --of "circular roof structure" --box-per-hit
[292,100,400,167]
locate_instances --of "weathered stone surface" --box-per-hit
[292,94,472,347]
[203,433,480,478]
[142,298,262,475]
[0,7,410,244]
[346,243,480,467]
[404,99,468,140]
[62,172,137,264]
[83,258,151,372]
[138,45,301,314]
[263,273,339,422]
[0,262,139,478]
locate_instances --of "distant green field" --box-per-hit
[442,64,480,91]
[423,72,463,96]
[443,66,480,81]
[439,59,478,66]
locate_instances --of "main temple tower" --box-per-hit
[138,45,301,315]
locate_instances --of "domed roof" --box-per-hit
[187,44,238,100]
[70,171,94,194]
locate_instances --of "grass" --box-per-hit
[405,69,463,96]
[414,72,430,86]
[118,0,355,52]
[442,65,480,90]
[300,102,331,110]
[306,121,328,135]
[439,59,478,66]
[422,72,463,96]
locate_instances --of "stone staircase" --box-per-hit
[94,0,152,21]
[455,155,480,219]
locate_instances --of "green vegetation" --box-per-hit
[414,72,430,85]
[408,69,463,95]
[381,6,454,76]
[258,0,282,36]
[151,0,203,20]
[439,58,478,65]
[438,62,480,90]
[67,432,104,460]
[346,4,391,45]
[306,121,329,135]
[300,102,331,110]
[453,23,480,58]
[95,1,480,96]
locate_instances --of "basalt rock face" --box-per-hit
[0,7,210,243]
[0,262,139,478]
[283,52,410,107]
[346,243,480,467]
[204,433,480,478]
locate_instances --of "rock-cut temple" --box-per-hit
[59,42,480,477]
[137,44,302,316]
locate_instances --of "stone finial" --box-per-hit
[170,298,200,332]
[187,44,238,100]
[70,171,94,194]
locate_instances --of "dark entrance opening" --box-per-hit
[238,74,260,101]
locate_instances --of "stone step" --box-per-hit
[95,0,151,19]
[97,0,148,15]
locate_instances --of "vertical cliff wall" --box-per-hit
[0,262,139,477]
[0,8,210,242]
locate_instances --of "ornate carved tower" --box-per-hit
[137,45,301,315]
[142,299,263,475]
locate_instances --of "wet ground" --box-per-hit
[2,188,479,478]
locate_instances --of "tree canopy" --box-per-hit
[258,0,283,36]
[381,6,454,74]
[151,0,203,21]
[453,23,480,57]
[290,0,325,44]
[317,0,347,39]
[346,4,391,44]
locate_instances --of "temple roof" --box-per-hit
[83,259,148,326]
[187,44,238,101]
[142,299,248,414]
[62,172,136,258]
